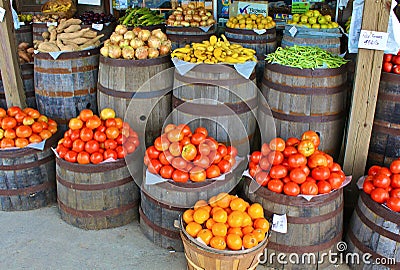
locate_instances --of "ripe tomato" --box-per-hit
[191,133,206,145]
[194,127,208,136]
[306,176,317,183]
[15,138,29,148]
[190,167,207,182]
[287,153,307,168]
[94,131,107,143]
[148,159,162,174]
[223,154,236,167]
[167,129,184,142]
[297,140,315,157]
[116,146,128,159]
[301,181,319,195]
[56,144,68,158]
[172,170,189,183]
[331,162,342,172]
[227,146,238,158]
[217,144,228,157]
[157,152,169,165]
[154,135,170,151]
[146,146,160,159]
[68,118,83,130]
[269,138,286,151]
[0,138,15,148]
[177,124,192,137]
[85,140,100,154]
[390,160,400,174]
[283,181,300,196]
[160,165,174,179]
[317,180,332,194]
[31,122,43,134]
[211,151,223,164]
[206,165,220,179]
[127,136,139,147]
[383,53,393,62]
[269,165,288,179]
[90,152,104,164]
[363,180,375,194]
[328,172,344,189]
[104,139,117,150]
[373,174,391,188]
[267,151,284,165]
[103,149,118,160]
[259,157,270,170]
[105,127,120,140]
[180,136,191,146]
[86,115,102,129]
[169,141,182,157]
[218,160,231,174]
[390,188,400,198]
[14,111,27,123]
[386,197,400,212]
[4,128,16,139]
[182,143,197,161]
[307,153,328,168]
[255,171,269,186]
[199,142,211,156]
[79,109,94,122]
[311,167,331,181]
[286,137,300,147]
[368,165,382,176]
[65,150,78,163]
[96,125,106,133]
[301,130,320,148]
[370,187,389,203]
[115,134,126,145]
[194,156,211,169]
[250,151,262,164]
[124,141,136,154]
[268,179,284,193]
[7,106,21,117]
[391,174,400,188]
[261,143,271,156]
[378,167,392,177]
[164,123,176,133]
[283,146,297,158]
[39,130,52,140]
[62,136,73,148]
[172,157,187,170]
[105,118,117,128]
[80,127,93,142]
[77,151,90,164]
[1,117,17,130]
[206,137,219,152]
[289,168,307,184]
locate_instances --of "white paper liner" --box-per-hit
[172,57,257,80]
[253,29,267,35]
[0,139,46,151]
[145,156,245,185]
[199,25,212,32]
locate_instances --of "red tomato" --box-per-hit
[177,124,192,137]
[199,143,211,156]
[194,127,208,137]
[311,167,331,181]
[363,180,375,194]
[62,136,73,149]
[127,136,139,147]
[286,137,300,147]
[92,130,106,143]
[299,165,310,177]
[390,188,400,198]
[328,172,344,189]
[269,138,286,152]
[331,162,342,172]
[180,136,191,146]
[182,143,197,161]
[373,174,391,189]
[146,146,160,159]
[289,168,307,184]
[189,167,207,182]
[392,55,400,65]
[71,139,84,153]
[85,140,100,154]
[105,127,120,140]
[80,127,93,142]
[56,144,68,159]
[297,140,315,157]
[386,197,400,212]
[393,64,400,75]
[124,142,136,154]
[103,149,118,160]
[172,170,189,183]
[104,139,118,150]
[308,153,328,168]
[194,156,211,169]
[206,137,219,152]
[69,129,80,142]
[383,62,393,73]
[255,171,269,186]
[383,54,393,62]
[250,151,262,164]
[317,180,332,194]
[301,130,320,148]
[211,151,223,164]
[390,160,400,174]
[90,152,104,164]
[158,152,169,165]
[217,144,228,157]
[96,125,106,133]
[269,165,288,179]
[283,146,297,158]
[116,146,127,159]
[268,179,284,193]
[206,165,221,179]
[287,153,307,168]
[306,176,317,183]
[378,167,392,177]
[282,176,291,184]
[160,165,174,179]
[267,151,284,165]
[283,182,300,196]
[148,159,163,174]
[227,146,238,158]
[301,181,319,195]
[223,154,236,167]
[259,157,270,170]
[154,135,170,151]
[77,151,90,164]
[370,188,389,204]
[169,141,182,157]
[65,150,78,163]
[172,157,187,170]
[368,165,382,176]
[261,143,271,156]
[218,160,231,174]
[191,133,206,145]
[392,174,400,188]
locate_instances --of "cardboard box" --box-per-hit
[229,1,268,18]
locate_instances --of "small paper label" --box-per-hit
[0,7,6,22]
[358,30,389,51]
[92,23,103,31]
[46,21,57,27]
[19,21,25,26]
[289,25,297,37]
[272,214,288,234]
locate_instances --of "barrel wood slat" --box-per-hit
[1,63,37,109]
[345,192,399,270]
[260,63,348,158]
[172,64,258,156]
[166,25,217,50]
[97,55,173,147]
[140,158,247,251]
[32,23,48,41]
[15,24,33,45]
[367,72,400,168]
[34,49,99,131]
[241,177,343,270]
[56,150,142,230]
[0,133,58,211]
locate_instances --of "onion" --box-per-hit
[159,44,170,56]
[168,15,176,20]
[193,15,201,22]
[173,21,181,26]
[201,15,208,21]
[135,46,148,60]
[185,15,192,21]
[115,25,128,35]
[138,29,151,42]
[167,19,175,26]
[188,3,195,9]
[148,48,160,58]
[132,27,141,36]
[119,39,130,48]
[108,45,122,59]
[190,22,199,27]
[100,46,109,57]
[176,7,183,11]
[122,46,135,60]
[199,10,206,16]
[104,39,111,46]
[151,29,167,41]
[130,37,144,49]
[207,19,215,25]
[124,31,135,40]
[200,21,207,26]
[110,33,124,44]
[148,36,162,49]
[173,10,182,16]
[175,14,183,21]
[181,21,190,27]
[187,9,195,15]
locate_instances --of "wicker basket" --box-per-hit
[41,0,76,19]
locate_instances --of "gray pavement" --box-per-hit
[0,205,350,270]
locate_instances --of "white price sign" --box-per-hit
[272,213,288,234]
[46,22,58,27]
[358,30,389,51]
[0,7,5,22]
[92,23,103,31]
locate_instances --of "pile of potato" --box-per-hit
[35,18,103,52]
[17,42,35,63]
[32,14,60,23]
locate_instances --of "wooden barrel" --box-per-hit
[166,25,217,50]
[180,216,269,270]
[345,192,399,269]
[34,48,99,131]
[281,26,341,55]
[15,24,33,45]
[32,22,49,41]
[97,55,173,147]
[172,64,258,156]
[242,177,343,270]
[260,63,348,158]
[56,149,142,230]
[367,72,400,168]
[0,132,58,211]
[0,63,37,109]
[140,158,247,251]
[224,27,277,87]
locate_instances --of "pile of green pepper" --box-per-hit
[119,7,165,27]
[266,46,348,69]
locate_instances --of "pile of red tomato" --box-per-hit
[0,106,57,148]
[144,124,238,183]
[56,108,139,164]
[382,51,400,74]
[363,161,400,212]
[248,130,346,196]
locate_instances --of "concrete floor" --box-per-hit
[0,205,350,270]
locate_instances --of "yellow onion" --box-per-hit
[135,46,148,60]
[119,39,130,48]
[175,14,183,21]
[132,27,141,36]
[124,31,135,40]
[207,19,215,25]
[108,45,122,59]
[151,29,167,41]
[159,44,170,56]
[115,24,128,35]
[148,48,159,59]
[138,29,151,42]
[193,15,201,22]
[100,45,109,57]
[148,36,161,49]
[110,33,124,44]
[104,39,111,46]
[130,37,144,49]
[122,46,135,60]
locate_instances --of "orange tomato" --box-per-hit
[241,212,253,227]
[31,122,43,134]
[29,134,42,143]
[15,138,29,148]
[39,130,52,140]
[227,211,244,228]
[228,227,243,237]
[226,233,243,250]
[105,127,120,140]
[2,117,17,130]
[86,115,102,129]
[211,222,228,237]
[114,117,123,129]
[183,209,194,224]
[210,236,226,250]
[194,200,208,210]
[252,228,266,242]
[197,229,213,245]
[26,109,40,119]
[193,208,210,224]
[1,138,15,148]
[0,108,6,118]
[301,130,320,148]
[269,137,286,151]
[253,218,270,233]
[216,192,232,208]
[68,118,83,130]
[7,106,22,117]
[230,197,247,212]
[205,218,216,230]
[241,226,254,235]
[243,233,258,249]
[212,208,228,223]
[79,109,94,122]
[4,128,16,139]
[16,126,32,138]
[186,222,202,238]
[247,203,264,220]
[14,111,27,123]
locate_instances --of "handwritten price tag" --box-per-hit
[46,22,58,27]
[0,7,6,22]
[272,213,288,234]
[92,23,103,31]
[358,30,388,51]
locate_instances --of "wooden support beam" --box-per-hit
[343,0,391,190]
[0,0,27,108]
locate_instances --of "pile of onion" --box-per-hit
[100,25,172,60]
[167,5,215,27]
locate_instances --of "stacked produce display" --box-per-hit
[182,193,269,250]
[382,51,400,74]
[166,5,215,27]
[287,9,339,28]
[0,106,57,148]
[144,124,238,183]
[248,131,346,196]
[100,25,171,59]
[119,8,165,27]
[17,42,34,63]
[77,11,116,25]
[225,14,276,30]
[18,13,33,23]
[32,14,61,23]
[56,108,139,164]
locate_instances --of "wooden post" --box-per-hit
[0,0,27,108]
[343,0,391,190]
